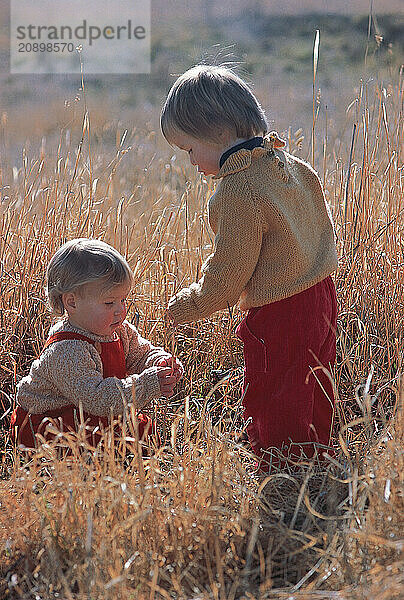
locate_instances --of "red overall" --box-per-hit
[236,275,337,468]
[10,332,154,449]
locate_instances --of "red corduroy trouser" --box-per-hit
[236,275,337,469]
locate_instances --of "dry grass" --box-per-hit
[0,69,403,598]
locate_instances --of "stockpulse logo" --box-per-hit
[11,0,151,74]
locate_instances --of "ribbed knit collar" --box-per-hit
[213,131,286,180]
[49,318,121,343]
[219,136,264,168]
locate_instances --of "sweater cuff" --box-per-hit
[168,289,201,324]
[131,366,161,409]
[144,349,172,368]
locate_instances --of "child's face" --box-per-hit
[171,132,226,176]
[63,280,131,337]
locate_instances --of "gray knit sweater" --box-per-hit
[16,319,172,416]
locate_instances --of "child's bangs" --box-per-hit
[98,262,133,293]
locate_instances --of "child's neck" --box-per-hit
[219,135,264,169]
[222,137,249,153]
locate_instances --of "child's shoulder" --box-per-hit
[281,150,325,195]
[38,327,101,376]
[282,149,320,176]
[215,141,320,184]
[48,319,68,336]
[43,320,100,359]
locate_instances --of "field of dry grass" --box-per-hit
[0,51,403,599]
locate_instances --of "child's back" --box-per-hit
[207,134,338,314]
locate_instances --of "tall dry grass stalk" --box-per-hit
[311,29,320,167]
[0,69,403,598]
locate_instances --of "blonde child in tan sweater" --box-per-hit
[161,65,338,469]
[11,238,183,449]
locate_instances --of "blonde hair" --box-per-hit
[46,238,134,316]
[161,65,268,144]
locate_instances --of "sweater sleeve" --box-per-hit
[168,174,264,324]
[39,340,161,415]
[122,321,172,374]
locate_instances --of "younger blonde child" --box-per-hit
[11,238,183,449]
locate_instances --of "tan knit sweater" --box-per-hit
[16,319,172,416]
[168,134,338,324]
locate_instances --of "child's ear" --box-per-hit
[62,292,76,311]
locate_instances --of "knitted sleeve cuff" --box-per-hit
[143,349,172,369]
[130,366,161,409]
[168,288,201,325]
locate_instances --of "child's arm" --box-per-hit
[17,340,173,417]
[121,321,181,377]
[168,174,264,324]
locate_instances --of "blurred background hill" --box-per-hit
[153,0,404,18]
[0,0,402,165]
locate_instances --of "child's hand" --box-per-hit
[157,356,184,383]
[156,366,177,397]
